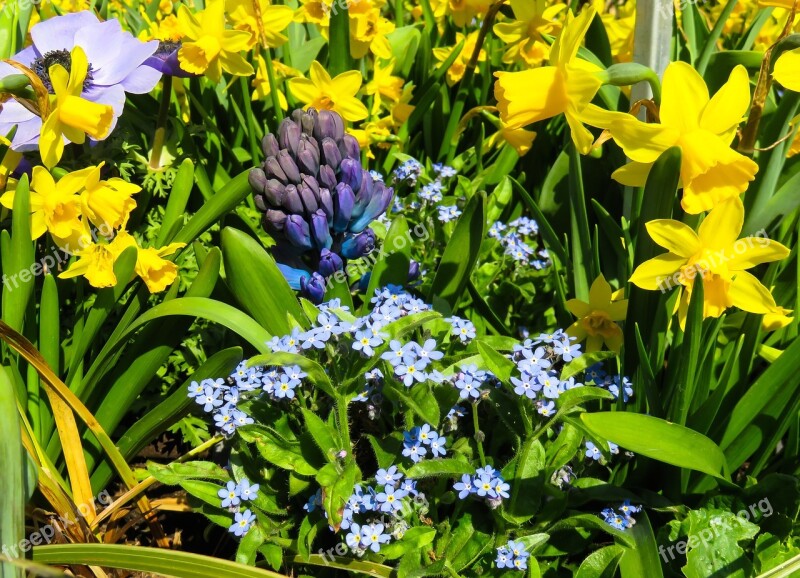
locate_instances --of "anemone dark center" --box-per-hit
[155,41,180,58]
[31,49,94,93]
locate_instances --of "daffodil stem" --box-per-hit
[439,0,506,162]
[263,48,284,125]
[148,76,172,171]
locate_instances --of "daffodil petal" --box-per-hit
[566,298,591,318]
[725,237,790,270]
[644,219,701,257]
[697,196,744,250]
[728,270,776,314]
[494,67,567,128]
[629,252,687,290]
[660,61,709,132]
[700,65,751,137]
[588,274,613,308]
[774,48,800,93]
[610,161,653,187]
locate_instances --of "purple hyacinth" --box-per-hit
[249,108,394,303]
[0,11,161,150]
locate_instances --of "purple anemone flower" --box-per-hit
[0,11,161,151]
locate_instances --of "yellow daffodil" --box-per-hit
[288,61,368,122]
[226,0,294,49]
[566,274,628,352]
[39,46,113,169]
[59,231,134,288]
[80,163,139,231]
[135,242,186,293]
[448,0,492,28]
[0,144,22,189]
[350,6,395,59]
[433,31,487,86]
[0,166,92,240]
[583,62,758,214]
[494,6,604,154]
[493,0,566,67]
[365,58,405,115]
[629,197,790,328]
[177,0,254,82]
[294,0,334,26]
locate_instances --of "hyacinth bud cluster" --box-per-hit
[249,108,394,302]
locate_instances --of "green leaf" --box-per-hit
[580,412,729,479]
[504,438,545,524]
[157,158,194,246]
[301,408,342,463]
[112,297,272,354]
[32,544,290,578]
[2,174,34,333]
[147,461,229,486]
[222,227,307,335]
[0,367,25,578]
[443,511,494,572]
[577,545,623,578]
[173,170,252,247]
[380,527,436,560]
[679,508,759,578]
[383,381,440,426]
[549,514,635,548]
[405,457,473,479]
[476,341,515,383]
[556,386,615,413]
[236,524,265,566]
[617,512,664,578]
[363,216,412,314]
[239,427,318,476]
[322,461,359,529]
[327,0,351,76]
[428,191,485,309]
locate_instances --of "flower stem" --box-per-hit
[263,48,284,125]
[472,401,486,467]
[337,396,353,462]
[148,76,173,170]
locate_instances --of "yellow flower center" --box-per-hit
[581,310,619,338]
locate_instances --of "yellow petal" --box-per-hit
[697,196,744,250]
[288,77,320,105]
[566,319,589,341]
[728,270,776,314]
[607,299,628,321]
[67,46,89,96]
[774,48,800,93]
[700,65,751,138]
[604,328,623,352]
[221,29,254,53]
[660,61,709,133]
[610,161,652,187]
[177,4,203,40]
[309,60,332,90]
[334,96,369,122]
[494,67,567,128]
[725,237,790,270]
[644,219,701,257]
[331,70,363,98]
[49,64,69,97]
[39,112,64,169]
[566,298,591,318]
[219,51,255,77]
[584,107,678,163]
[552,6,596,68]
[588,274,612,308]
[629,252,687,290]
